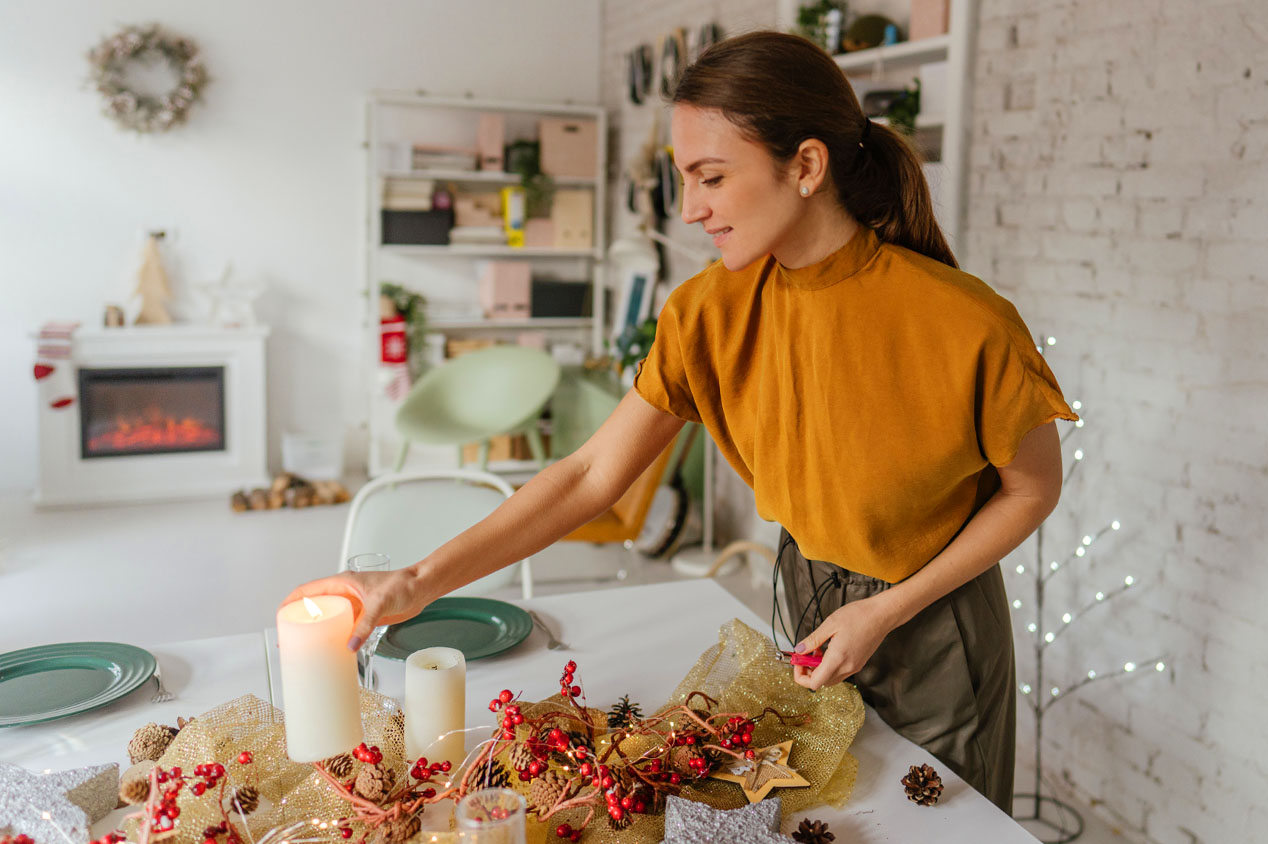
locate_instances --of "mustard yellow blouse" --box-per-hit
[634,227,1077,582]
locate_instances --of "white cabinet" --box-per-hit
[362,92,607,476]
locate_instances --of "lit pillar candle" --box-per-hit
[277,596,363,762]
[405,647,466,767]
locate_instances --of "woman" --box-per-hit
[284,32,1075,812]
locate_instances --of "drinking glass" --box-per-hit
[456,788,526,844]
[346,552,391,690]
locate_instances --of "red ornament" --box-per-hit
[238,751,253,764]
[499,689,514,703]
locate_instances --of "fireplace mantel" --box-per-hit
[34,325,269,508]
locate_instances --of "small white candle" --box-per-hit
[405,647,466,767]
[277,596,363,762]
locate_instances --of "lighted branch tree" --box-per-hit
[1012,335,1167,844]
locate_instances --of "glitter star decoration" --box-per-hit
[660,795,796,844]
[709,740,810,803]
[0,762,119,844]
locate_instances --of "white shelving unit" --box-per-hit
[362,92,608,476]
[828,0,978,253]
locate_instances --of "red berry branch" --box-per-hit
[123,747,259,844]
[455,660,808,839]
[310,742,458,842]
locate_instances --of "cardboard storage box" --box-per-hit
[462,431,550,464]
[479,261,532,319]
[540,118,598,179]
[551,190,594,250]
[381,209,452,245]
[909,0,950,40]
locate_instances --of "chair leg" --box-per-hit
[477,440,490,472]
[456,444,466,468]
[395,441,410,471]
[525,426,547,468]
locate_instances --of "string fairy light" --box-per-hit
[1012,335,1168,842]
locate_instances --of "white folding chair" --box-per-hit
[338,468,533,599]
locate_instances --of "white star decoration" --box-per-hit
[659,795,796,844]
[0,762,119,844]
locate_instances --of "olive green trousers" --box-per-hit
[778,529,1016,813]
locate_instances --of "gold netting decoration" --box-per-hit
[662,619,863,815]
[122,691,449,844]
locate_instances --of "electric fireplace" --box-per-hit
[34,325,269,507]
[79,367,226,459]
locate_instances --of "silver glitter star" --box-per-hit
[0,762,119,844]
[660,795,796,844]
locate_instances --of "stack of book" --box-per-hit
[382,178,434,211]
[411,145,478,171]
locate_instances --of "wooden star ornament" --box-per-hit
[709,740,810,803]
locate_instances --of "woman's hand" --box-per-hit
[280,568,425,651]
[791,595,897,691]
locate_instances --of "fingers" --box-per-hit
[279,574,370,651]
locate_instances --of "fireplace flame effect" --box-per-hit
[87,406,221,453]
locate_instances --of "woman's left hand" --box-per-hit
[791,596,896,691]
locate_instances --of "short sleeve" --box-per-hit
[976,327,1079,467]
[632,287,702,423]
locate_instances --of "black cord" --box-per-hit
[771,534,842,650]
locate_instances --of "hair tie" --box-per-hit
[858,118,871,148]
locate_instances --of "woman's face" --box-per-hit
[671,104,804,271]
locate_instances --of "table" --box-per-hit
[267,579,1038,843]
[2,581,1037,843]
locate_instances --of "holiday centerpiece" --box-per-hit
[98,620,861,844]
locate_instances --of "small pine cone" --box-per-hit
[527,770,570,813]
[608,809,634,831]
[668,746,703,776]
[792,818,836,844]
[119,776,151,805]
[508,742,537,771]
[373,813,421,844]
[127,722,175,764]
[231,785,260,815]
[472,761,512,791]
[901,763,944,806]
[325,753,355,778]
[354,764,396,802]
[175,716,195,731]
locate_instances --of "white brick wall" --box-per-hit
[970,1,1268,842]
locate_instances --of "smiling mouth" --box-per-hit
[708,227,731,245]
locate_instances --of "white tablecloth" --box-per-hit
[0,632,271,772]
[265,578,1037,843]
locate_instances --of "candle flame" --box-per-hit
[302,597,323,619]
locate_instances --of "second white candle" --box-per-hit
[404,647,466,767]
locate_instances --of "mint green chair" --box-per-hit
[394,345,561,472]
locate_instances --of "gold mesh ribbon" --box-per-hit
[126,619,861,844]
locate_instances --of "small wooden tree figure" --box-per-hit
[133,231,173,324]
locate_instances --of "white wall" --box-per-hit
[0,0,599,491]
[967,1,1268,841]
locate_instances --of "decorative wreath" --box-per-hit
[87,23,208,133]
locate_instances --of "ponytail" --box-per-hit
[672,31,957,269]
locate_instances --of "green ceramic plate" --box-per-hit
[377,597,532,661]
[0,641,156,727]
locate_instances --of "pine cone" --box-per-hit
[607,695,644,729]
[668,746,704,776]
[608,809,633,831]
[372,814,421,844]
[527,770,571,813]
[119,776,151,805]
[792,818,836,844]
[901,763,943,806]
[175,716,196,731]
[508,743,537,771]
[231,785,260,815]
[471,761,512,791]
[324,753,355,778]
[127,723,175,764]
[354,764,396,802]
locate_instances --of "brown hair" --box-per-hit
[672,30,957,269]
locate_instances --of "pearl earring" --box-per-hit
[800,186,810,196]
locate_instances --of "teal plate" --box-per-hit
[0,642,156,727]
[377,597,532,661]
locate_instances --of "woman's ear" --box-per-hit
[794,138,830,196]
